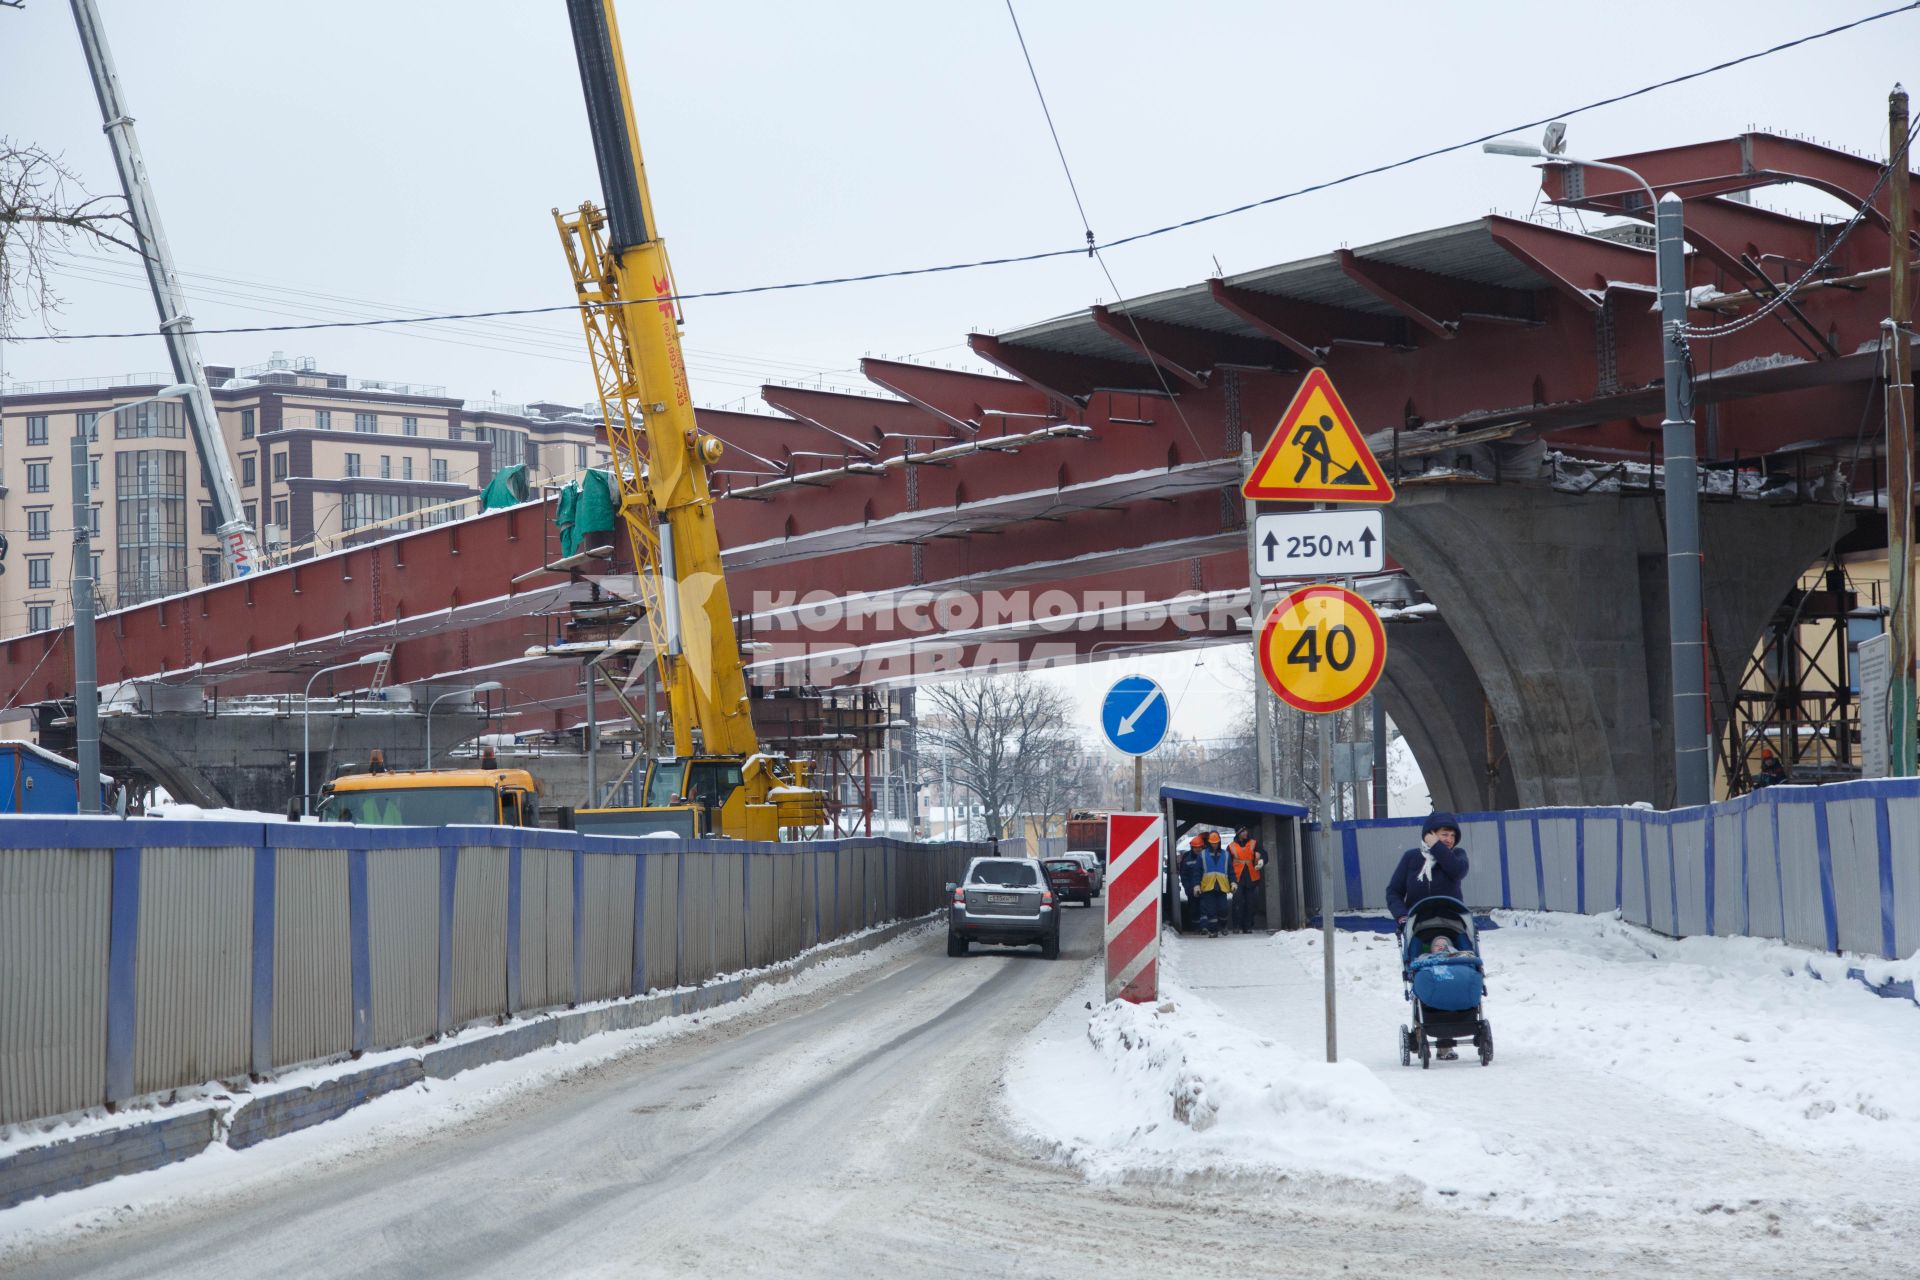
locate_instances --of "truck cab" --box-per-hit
[317,765,542,828]
[573,753,823,841]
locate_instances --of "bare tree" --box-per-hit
[918,674,1076,840]
[1021,731,1093,842]
[1,138,134,329]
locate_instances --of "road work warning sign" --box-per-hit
[1242,368,1395,503]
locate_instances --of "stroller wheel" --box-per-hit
[1417,1031,1431,1070]
[1476,1021,1494,1067]
[1398,1025,1411,1068]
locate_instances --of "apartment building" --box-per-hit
[0,356,608,638]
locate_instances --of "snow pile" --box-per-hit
[143,802,295,823]
[1005,939,1522,1202]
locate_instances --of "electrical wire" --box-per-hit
[7,1,1915,347]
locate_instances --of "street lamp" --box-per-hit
[425,681,502,768]
[1484,130,1710,807]
[70,384,196,814]
[301,652,387,815]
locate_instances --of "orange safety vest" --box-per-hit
[1229,839,1262,882]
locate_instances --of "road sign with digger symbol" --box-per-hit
[1242,368,1395,504]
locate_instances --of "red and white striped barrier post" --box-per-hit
[1104,812,1163,1002]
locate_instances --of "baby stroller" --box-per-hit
[1397,895,1493,1068]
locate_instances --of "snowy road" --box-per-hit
[7,907,1919,1278]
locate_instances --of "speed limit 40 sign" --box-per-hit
[1257,584,1386,714]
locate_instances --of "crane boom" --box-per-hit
[558,0,824,838]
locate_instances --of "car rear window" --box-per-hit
[969,861,1038,887]
[1043,860,1079,872]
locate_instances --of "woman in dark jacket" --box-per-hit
[1385,812,1468,923]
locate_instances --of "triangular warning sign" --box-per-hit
[1242,369,1394,503]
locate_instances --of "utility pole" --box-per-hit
[1889,85,1917,777]
[1658,192,1712,806]
[1244,433,1276,796]
[70,0,259,580]
[70,432,100,814]
[1371,694,1389,817]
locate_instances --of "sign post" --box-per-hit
[1243,368,1394,1064]
[1104,812,1162,1002]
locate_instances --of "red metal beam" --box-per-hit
[1484,215,1659,311]
[757,385,945,452]
[968,332,1169,405]
[1207,279,1408,364]
[696,408,852,481]
[1336,249,1538,337]
[1089,305,1291,388]
[859,358,1066,432]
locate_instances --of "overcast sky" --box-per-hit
[4,0,1913,409]
[7,1,1915,753]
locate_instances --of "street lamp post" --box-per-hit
[302,652,387,815]
[1485,136,1711,808]
[425,681,501,768]
[70,384,195,814]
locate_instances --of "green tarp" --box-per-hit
[555,467,618,557]
[480,463,530,510]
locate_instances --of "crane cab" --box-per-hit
[573,753,824,841]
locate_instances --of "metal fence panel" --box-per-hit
[139,845,255,1092]
[1671,816,1707,937]
[1891,794,1920,959]
[1646,822,1677,936]
[1536,817,1580,913]
[1349,823,1416,910]
[644,853,678,990]
[1775,800,1828,950]
[518,847,550,1009]
[542,849,574,1009]
[1744,804,1784,940]
[367,847,437,1050]
[0,848,110,1125]
[1825,796,1882,957]
[269,846,349,1071]
[716,851,746,976]
[1581,815,1620,915]
[751,853,779,968]
[1711,809,1746,936]
[1502,819,1541,912]
[1620,818,1649,928]
[453,845,509,1024]
[1451,819,1504,909]
[581,853,635,1002]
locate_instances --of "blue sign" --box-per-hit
[1100,675,1169,757]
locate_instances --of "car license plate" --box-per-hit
[988,893,1018,905]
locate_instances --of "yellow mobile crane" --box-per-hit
[556,0,826,841]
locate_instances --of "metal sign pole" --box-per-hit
[1318,707,1336,1062]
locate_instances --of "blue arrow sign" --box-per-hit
[1100,675,1169,757]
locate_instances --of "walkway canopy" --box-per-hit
[1158,784,1310,931]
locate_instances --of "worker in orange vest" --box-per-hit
[1228,826,1265,934]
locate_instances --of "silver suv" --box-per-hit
[947,856,1060,959]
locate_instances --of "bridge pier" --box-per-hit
[1385,484,1844,808]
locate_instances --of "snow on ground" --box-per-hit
[1006,913,1920,1228]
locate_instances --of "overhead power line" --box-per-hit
[6,0,1917,346]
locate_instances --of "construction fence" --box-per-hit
[1321,777,1919,961]
[0,818,991,1128]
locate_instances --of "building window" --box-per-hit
[201,552,221,584]
[447,424,462,441]
[274,498,289,528]
[241,408,255,439]
[89,505,100,536]
[402,415,419,437]
[201,504,217,535]
[26,509,51,541]
[379,455,391,479]
[244,501,257,527]
[89,456,101,490]
[242,455,257,486]
[26,415,48,446]
[576,443,589,469]
[26,557,51,589]
[116,401,184,439]
[431,458,449,483]
[402,457,414,481]
[355,412,378,434]
[90,551,101,580]
[345,453,361,478]
[26,461,49,493]
[314,409,332,431]
[80,411,99,442]
[479,427,525,470]
[114,449,188,607]
[273,452,288,481]
[27,605,51,633]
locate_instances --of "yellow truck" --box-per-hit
[317,758,543,828]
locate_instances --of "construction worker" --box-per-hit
[1228,826,1264,933]
[1177,834,1206,932]
[1198,831,1232,936]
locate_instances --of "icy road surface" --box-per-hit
[7,907,1920,1278]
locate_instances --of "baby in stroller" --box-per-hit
[1398,897,1493,1068]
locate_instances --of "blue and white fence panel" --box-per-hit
[1331,778,1918,962]
[0,818,984,1128]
